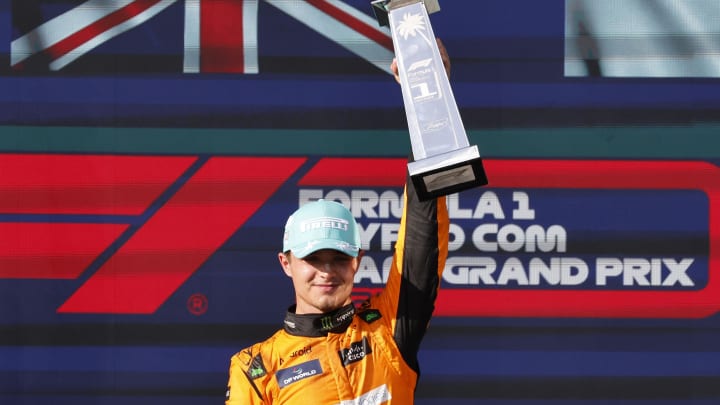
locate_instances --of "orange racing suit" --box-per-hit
[225,177,449,404]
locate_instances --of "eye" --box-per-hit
[303,254,322,265]
[333,254,353,265]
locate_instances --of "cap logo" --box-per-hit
[283,200,360,258]
[300,240,320,251]
[299,216,349,233]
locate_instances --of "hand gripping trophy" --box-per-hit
[372,0,488,200]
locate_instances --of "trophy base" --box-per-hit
[408,145,488,201]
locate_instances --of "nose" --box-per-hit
[318,262,335,274]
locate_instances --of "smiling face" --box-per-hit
[279,248,362,314]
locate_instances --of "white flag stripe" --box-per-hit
[11,0,135,66]
[326,0,390,31]
[265,0,394,73]
[183,0,201,73]
[672,1,720,75]
[49,0,177,70]
[243,0,260,74]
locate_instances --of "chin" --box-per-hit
[315,298,344,312]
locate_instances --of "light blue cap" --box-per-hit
[282,199,361,259]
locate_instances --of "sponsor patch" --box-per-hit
[247,354,267,379]
[290,345,312,358]
[336,384,392,405]
[359,309,382,324]
[276,359,323,388]
[339,337,372,366]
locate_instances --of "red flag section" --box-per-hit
[200,0,246,73]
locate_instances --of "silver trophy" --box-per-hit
[372,0,488,200]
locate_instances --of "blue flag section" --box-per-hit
[2,1,720,404]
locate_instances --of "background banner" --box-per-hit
[2,1,720,404]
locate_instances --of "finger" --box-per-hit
[391,58,401,83]
[435,38,451,78]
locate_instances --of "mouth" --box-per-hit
[313,283,339,292]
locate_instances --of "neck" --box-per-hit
[283,303,355,337]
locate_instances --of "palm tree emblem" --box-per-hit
[397,12,430,44]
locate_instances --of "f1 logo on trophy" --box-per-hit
[372,0,488,200]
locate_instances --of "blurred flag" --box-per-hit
[10,0,393,74]
[565,0,720,77]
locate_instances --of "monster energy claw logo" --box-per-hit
[320,316,333,331]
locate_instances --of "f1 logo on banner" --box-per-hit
[0,154,306,314]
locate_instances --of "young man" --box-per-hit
[225,174,448,404]
[226,42,451,405]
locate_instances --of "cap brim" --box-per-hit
[290,239,359,259]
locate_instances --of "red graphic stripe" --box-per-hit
[306,0,394,51]
[40,0,164,65]
[0,154,196,215]
[58,157,306,314]
[483,159,720,190]
[298,158,406,186]
[433,159,720,319]
[200,0,246,73]
[0,223,128,279]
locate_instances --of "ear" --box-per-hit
[278,252,293,278]
[352,250,365,276]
